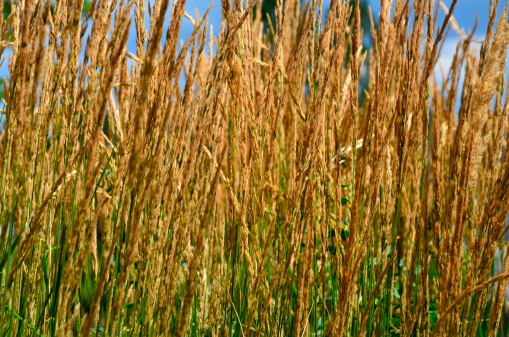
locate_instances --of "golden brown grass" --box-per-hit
[0,0,509,336]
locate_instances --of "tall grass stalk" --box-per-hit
[0,0,509,336]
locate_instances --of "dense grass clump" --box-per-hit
[1,0,509,336]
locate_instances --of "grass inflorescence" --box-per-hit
[1,0,509,336]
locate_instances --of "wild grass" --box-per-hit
[0,0,509,336]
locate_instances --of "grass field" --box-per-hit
[1,0,509,336]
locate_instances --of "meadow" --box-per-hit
[1,0,509,336]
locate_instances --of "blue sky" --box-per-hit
[0,1,501,77]
[176,0,499,40]
[138,0,503,76]
[175,1,503,77]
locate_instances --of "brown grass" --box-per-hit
[0,0,509,336]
